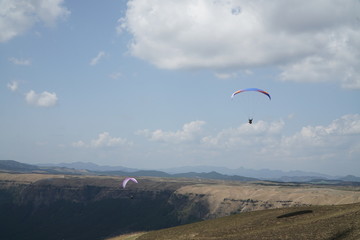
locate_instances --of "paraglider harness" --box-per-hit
[248,118,253,124]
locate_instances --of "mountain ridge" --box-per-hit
[2,160,360,183]
[38,161,335,179]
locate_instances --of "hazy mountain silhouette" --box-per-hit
[37,161,138,172]
[2,160,359,183]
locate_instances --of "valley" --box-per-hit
[1,172,360,239]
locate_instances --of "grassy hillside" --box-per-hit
[136,203,360,240]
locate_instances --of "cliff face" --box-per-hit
[172,183,360,220]
[0,175,190,240]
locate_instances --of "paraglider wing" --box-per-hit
[122,177,138,188]
[231,88,271,100]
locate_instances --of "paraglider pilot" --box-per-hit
[231,88,271,126]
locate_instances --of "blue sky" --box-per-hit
[1,0,360,176]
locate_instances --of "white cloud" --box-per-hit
[138,120,206,143]
[116,17,127,35]
[89,51,106,66]
[202,115,360,158]
[8,57,31,66]
[214,72,237,80]
[109,71,122,80]
[259,115,360,172]
[72,140,86,148]
[25,90,58,107]
[143,116,359,173]
[120,0,360,89]
[70,116,358,174]
[91,132,132,147]
[201,120,285,149]
[73,132,133,148]
[279,29,360,89]
[7,81,19,91]
[281,114,360,151]
[205,115,360,170]
[137,116,360,161]
[0,0,70,42]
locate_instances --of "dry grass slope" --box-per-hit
[104,232,146,240]
[137,203,360,240]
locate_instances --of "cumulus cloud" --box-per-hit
[0,0,70,42]
[280,114,360,155]
[73,132,133,148]
[91,132,132,147]
[137,120,206,143]
[139,115,360,172]
[128,115,360,174]
[89,51,106,66]
[116,17,127,35]
[214,72,237,80]
[279,29,360,89]
[202,120,285,149]
[138,116,360,160]
[8,57,31,66]
[72,140,86,148]
[109,71,122,80]
[7,81,19,91]
[200,115,360,170]
[25,90,58,107]
[120,0,360,89]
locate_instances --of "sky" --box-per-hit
[1,0,360,176]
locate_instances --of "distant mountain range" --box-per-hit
[0,160,256,182]
[0,160,92,175]
[1,160,360,183]
[54,162,350,181]
[0,160,40,172]
[162,165,335,180]
[39,162,335,180]
[37,161,138,172]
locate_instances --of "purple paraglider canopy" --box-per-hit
[231,88,271,100]
[122,177,138,188]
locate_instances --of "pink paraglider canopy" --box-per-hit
[122,177,138,188]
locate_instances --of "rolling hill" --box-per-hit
[133,202,360,240]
